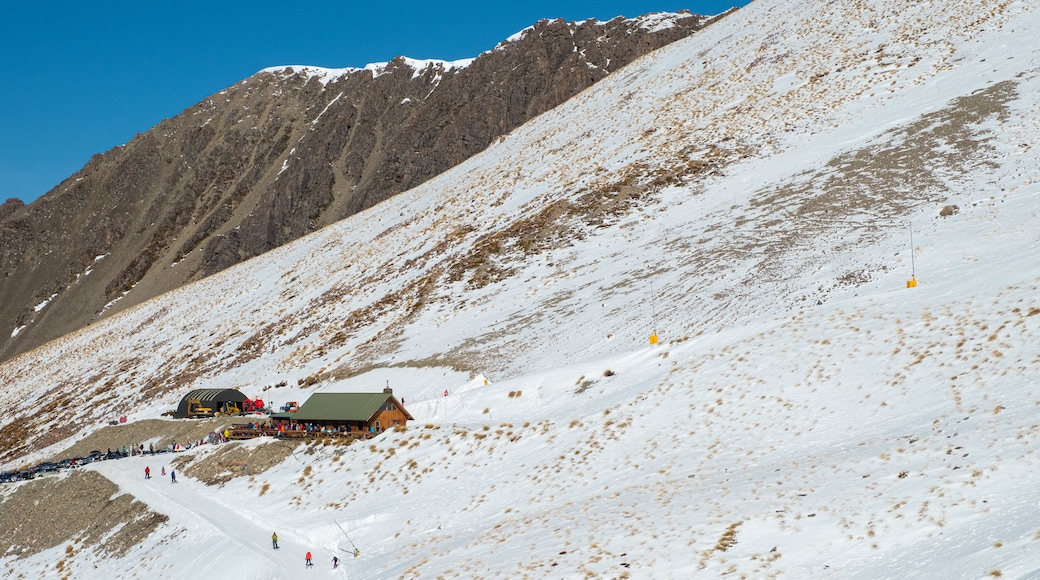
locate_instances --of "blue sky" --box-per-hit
[0,1,745,204]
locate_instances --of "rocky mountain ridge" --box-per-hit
[0,11,720,362]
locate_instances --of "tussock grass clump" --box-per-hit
[715,522,742,552]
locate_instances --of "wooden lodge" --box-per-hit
[262,388,414,437]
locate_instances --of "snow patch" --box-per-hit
[502,27,533,45]
[261,65,361,86]
[34,293,57,312]
[310,92,344,126]
[634,12,685,33]
[263,57,473,85]
[365,57,474,80]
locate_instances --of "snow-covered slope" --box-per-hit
[3,0,1040,577]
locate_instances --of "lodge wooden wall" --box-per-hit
[373,407,409,429]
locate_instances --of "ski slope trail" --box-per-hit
[91,456,346,579]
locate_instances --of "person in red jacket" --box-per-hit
[305,551,313,567]
[144,466,151,479]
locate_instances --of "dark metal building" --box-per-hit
[174,388,248,418]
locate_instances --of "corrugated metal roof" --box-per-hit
[289,393,413,421]
[182,388,247,403]
[174,389,249,418]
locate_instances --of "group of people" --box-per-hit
[144,466,174,482]
[273,532,347,568]
[119,431,231,463]
[170,432,227,452]
[278,421,354,434]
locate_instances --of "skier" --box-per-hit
[161,466,166,477]
[332,556,339,569]
[305,551,313,567]
[170,470,177,483]
[272,532,279,550]
[144,466,151,479]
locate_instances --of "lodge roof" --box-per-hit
[271,392,414,422]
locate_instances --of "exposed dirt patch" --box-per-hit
[172,439,302,486]
[0,470,167,560]
[46,416,265,464]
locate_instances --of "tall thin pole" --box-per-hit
[650,281,658,334]
[334,518,360,556]
[909,222,915,277]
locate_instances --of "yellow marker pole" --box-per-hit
[906,222,917,288]
[649,281,659,345]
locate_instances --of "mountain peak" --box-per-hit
[0,11,709,362]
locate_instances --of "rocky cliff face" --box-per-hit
[0,11,723,362]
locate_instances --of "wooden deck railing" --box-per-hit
[225,427,377,441]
